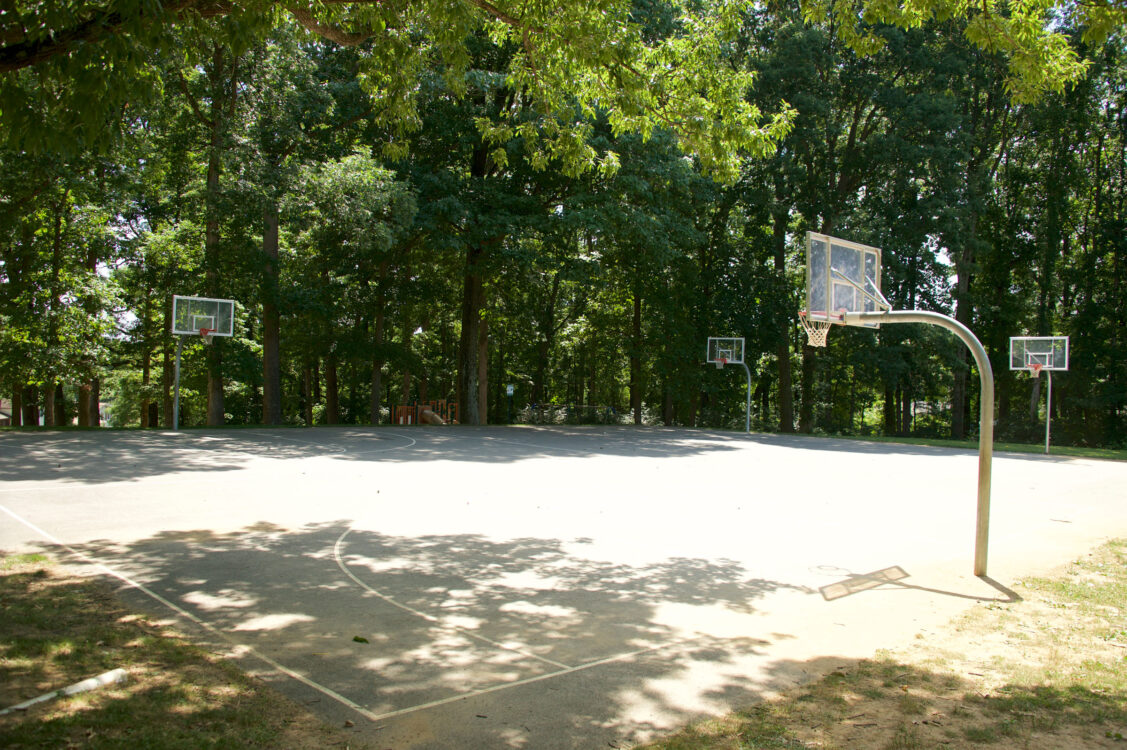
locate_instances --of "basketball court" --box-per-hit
[3,425,1126,748]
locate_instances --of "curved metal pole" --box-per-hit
[844,310,994,577]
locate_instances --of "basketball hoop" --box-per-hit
[1028,362,1044,377]
[799,311,834,348]
[715,358,727,370]
[199,327,215,344]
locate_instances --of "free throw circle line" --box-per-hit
[332,526,572,670]
[0,502,383,723]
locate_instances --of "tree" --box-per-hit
[285,151,416,423]
[1,1,791,183]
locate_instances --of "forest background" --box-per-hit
[1,0,1125,448]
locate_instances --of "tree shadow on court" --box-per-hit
[746,431,1087,464]
[0,426,753,485]
[32,519,852,749]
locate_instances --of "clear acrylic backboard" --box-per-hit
[172,295,235,337]
[805,232,884,328]
[1009,336,1069,371]
[706,337,745,366]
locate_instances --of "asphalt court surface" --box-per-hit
[3,425,1127,749]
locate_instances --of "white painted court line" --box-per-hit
[333,527,573,670]
[3,500,705,728]
[361,636,701,723]
[0,502,385,723]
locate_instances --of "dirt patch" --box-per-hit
[643,541,1127,749]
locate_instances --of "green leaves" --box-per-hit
[799,0,1113,103]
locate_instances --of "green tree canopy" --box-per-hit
[0,0,794,182]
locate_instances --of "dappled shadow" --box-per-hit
[647,655,1127,749]
[1,425,1091,488]
[0,559,353,749]
[17,519,824,748]
[0,426,750,485]
[749,431,1095,464]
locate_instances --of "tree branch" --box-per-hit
[287,7,374,46]
[0,0,216,73]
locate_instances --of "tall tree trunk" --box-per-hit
[262,202,282,425]
[951,220,975,439]
[884,384,896,434]
[301,363,313,426]
[458,245,486,425]
[54,384,65,426]
[43,384,56,427]
[477,317,489,423]
[772,197,794,432]
[79,215,100,429]
[325,354,339,424]
[162,346,173,428]
[141,292,153,427]
[11,390,22,427]
[44,194,65,429]
[630,291,642,425]
[204,43,235,427]
[89,379,100,427]
[401,307,413,405]
[78,385,91,427]
[798,347,816,433]
[901,382,912,435]
[458,140,494,426]
[1030,376,1042,421]
[141,352,151,428]
[21,386,38,426]
[369,272,387,424]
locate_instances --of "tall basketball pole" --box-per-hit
[845,310,994,577]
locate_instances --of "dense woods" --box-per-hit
[2,1,1125,448]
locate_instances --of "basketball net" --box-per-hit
[715,358,727,370]
[799,311,832,348]
[1029,363,1044,377]
[199,327,215,344]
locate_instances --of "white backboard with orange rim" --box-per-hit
[706,337,745,367]
[1010,336,1069,372]
[172,295,235,337]
[805,232,884,329]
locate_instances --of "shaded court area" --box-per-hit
[2,426,1126,749]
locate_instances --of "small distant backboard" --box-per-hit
[806,232,883,328]
[1010,336,1069,371]
[172,295,235,337]
[707,337,745,365]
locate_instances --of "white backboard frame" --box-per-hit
[805,232,886,329]
[706,337,745,365]
[1009,336,1069,372]
[172,295,235,337]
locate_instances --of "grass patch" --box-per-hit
[639,539,1127,750]
[0,555,368,749]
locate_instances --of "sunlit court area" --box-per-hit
[5,0,1127,746]
[3,425,1126,748]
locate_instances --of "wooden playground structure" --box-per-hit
[392,400,458,425]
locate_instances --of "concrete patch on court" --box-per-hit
[2,426,1126,748]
